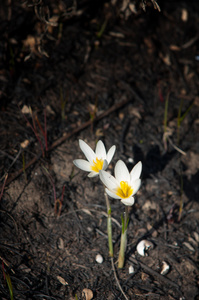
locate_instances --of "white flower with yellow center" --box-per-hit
[99,160,142,206]
[73,139,116,178]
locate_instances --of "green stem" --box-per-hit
[104,192,113,257]
[118,206,129,268]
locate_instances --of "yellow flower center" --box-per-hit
[116,181,133,199]
[91,157,104,172]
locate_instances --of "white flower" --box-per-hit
[99,160,142,206]
[73,139,116,178]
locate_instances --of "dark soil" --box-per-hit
[0,0,199,299]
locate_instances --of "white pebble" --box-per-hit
[95,254,103,264]
[160,261,170,275]
[136,240,154,256]
[128,157,134,163]
[129,265,135,274]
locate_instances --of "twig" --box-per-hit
[0,256,15,274]
[7,147,22,172]
[0,174,8,201]
[1,153,42,188]
[111,257,129,300]
[49,96,130,150]
[44,107,48,151]
[129,257,180,290]
[0,210,18,234]
[167,136,186,155]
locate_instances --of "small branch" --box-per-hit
[0,174,8,202]
[44,107,48,151]
[49,96,130,151]
[111,257,129,300]
[167,136,186,155]
[129,257,180,290]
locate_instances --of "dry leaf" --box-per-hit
[21,105,31,114]
[82,288,93,300]
[57,275,68,285]
[181,8,188,22]
[194,96,199,107]
[82,209,93,216]
[109,31,125,38]
[23,35,37,48]
[119,112,124,120]
[95,128,103,137]
[146,223,158,238]
[46,105,55,115]
[21,139,30,149]
[58,237,64,250]
[129,3,137,14]
[129,107,142,119]
[170,44,181,51]
[141,272,150,281]
[159,52,171,66]
[183,242,195,252]
[193,231,199,243]
[188,236,198,247]
[48,15,59,26]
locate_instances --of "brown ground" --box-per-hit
[0,0,199,299]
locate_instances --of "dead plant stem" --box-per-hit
[111,257,129,300]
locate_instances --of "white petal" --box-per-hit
[99,170,119,190]
[132,179,141,195]
[73,159,91,171]
[130,161,142,182]
[115,160,130,182]
[106,145,116,164]
[105,188,121,199]
[88,171,98,178]
[121,197,135,206]
[79,140,96,163]
[95,140,106,159]
[102,159,108,171]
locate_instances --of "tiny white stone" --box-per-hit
[87,227,92,232]
[128,157,134,163]
[129,265,135,274]
[160,261,170,275]
[136,240,154,256]
[95,254,103,264]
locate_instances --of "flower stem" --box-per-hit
[118,206,129,268]
[104,192,114,257]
